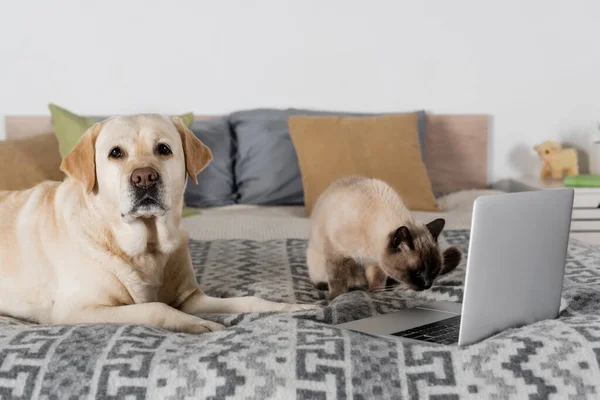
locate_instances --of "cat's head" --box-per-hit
[380,218,445,291]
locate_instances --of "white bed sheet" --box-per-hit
[181,189,504,241]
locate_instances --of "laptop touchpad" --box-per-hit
[336,307,457,336]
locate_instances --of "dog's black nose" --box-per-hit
[131,167,159,189]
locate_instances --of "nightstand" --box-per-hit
[501,177,600,246]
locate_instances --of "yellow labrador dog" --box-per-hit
[0,114,315,333]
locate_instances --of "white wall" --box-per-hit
[1,0,600,181]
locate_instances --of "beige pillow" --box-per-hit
[287,113,440,215]
[0,133,64,190]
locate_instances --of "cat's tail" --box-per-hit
[440,247,461,275]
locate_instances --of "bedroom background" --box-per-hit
[1,0,600,183]
[4,2,600,399]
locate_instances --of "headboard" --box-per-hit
[425,115,491,194]
[4,113,491,193]
[4,115,217,140]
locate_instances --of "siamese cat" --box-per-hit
[307,176,461,300]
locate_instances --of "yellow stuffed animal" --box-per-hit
[533,140,579,180]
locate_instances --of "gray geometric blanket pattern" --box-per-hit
[1,230,600,399]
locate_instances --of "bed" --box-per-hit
[2,114,600,399]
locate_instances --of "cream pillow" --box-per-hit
[287,113,439,215]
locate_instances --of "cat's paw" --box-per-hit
[440,246,462,275]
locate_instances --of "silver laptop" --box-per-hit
[336,188,574,346]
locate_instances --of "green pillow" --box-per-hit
[48,104,199,217]
[181,207,201,218]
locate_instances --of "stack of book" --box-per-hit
[563,175,600,235]
[564,174,600,188]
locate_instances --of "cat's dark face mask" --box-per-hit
[386,247,461,290]
[380,219,448,291]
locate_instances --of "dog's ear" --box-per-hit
[60,122,103,193]
[171,116,213,184]
[550,142,562,151]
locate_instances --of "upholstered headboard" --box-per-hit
[424,115,491,194]
[4,115,218,140]
[4,113,491,194]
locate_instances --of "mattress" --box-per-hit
[181,189,499,241]
[3,189,600,399]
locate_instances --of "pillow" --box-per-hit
[48,104,199,216]
[229,108,427,205]
[287,113,440,215]
[48,104,195,158]
[0,133,64,190]
[184,117,236,207]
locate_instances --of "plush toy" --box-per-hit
[533,140,579,180]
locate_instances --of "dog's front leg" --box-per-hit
[57,302,225,334]
[177,288,317,315]
[164,232,318,316]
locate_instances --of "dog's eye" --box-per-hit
[156,144,172,156]
[545,150,549,155]
[109,147,123,159]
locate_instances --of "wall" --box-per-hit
[1,0,599,181]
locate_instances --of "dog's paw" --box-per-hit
[181,320,226,334]
[279,303,320,313]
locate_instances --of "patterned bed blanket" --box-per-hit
[1,230,600,399]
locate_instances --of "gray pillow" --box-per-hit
[184,117,236,207]
[229,108,427,205]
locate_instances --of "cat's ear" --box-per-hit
[426,218,445,241]
[390,226,414,251]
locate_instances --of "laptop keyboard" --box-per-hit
[391,315,461,345]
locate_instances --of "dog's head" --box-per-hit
[60,114,212,222]
[533,140,561,161]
